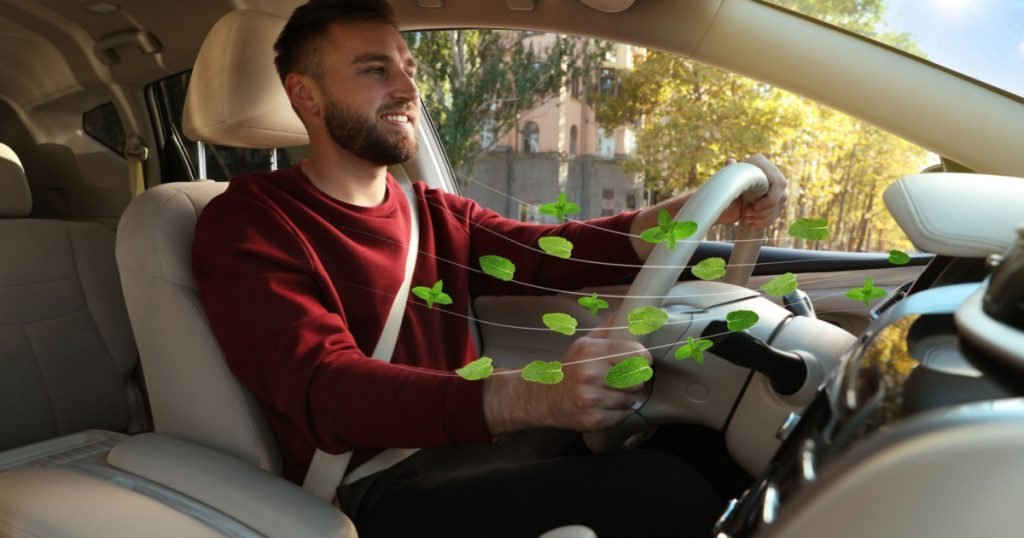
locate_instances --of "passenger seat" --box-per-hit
[0,142,148,451]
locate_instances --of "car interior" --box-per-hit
[1,1,1023,537]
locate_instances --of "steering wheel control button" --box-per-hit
[685,383,710,402]
[775,412,801,441]
[801,438,817,482]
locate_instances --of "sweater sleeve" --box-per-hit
[192,194,492,454]
[454,194,645,296]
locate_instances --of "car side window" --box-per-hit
[408,29,928,254]
[147,72,309,181]
[83,102,126,155]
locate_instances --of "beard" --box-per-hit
[323,96,418,166]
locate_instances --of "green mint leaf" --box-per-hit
[888,250,911,265]
[692,257,727,281]
[456,357,494,381]
[432,279,443,293]
[761,272,799,296]
[412,285,436,309]
[675,336,713,364]
[537,236,574,259]
[627,306,669,336]
[563,202,581,217]
[845,277,888,306]
[557,192,567,206]
[605,356,653,388]
[539,203,560,217]
[542,312,578,336]
[433,291,453,306]
[672,220,698,239]
[788,217,831,241]
[640,226,667,245]
[657,208,672,230]
[522,360,564,384]
[577,293,609,316]
[726,310,759,331]
[479,255,516,282]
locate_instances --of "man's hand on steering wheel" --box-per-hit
[629,154,788,261]
[724,154,788,228]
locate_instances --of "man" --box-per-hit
[193,1,787,536]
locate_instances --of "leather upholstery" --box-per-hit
[0,147,141,451]
[108,434,355,537]
[182,10,309,148]
[883,173,1024,258]
[116,180,282,472]
[0,143,31,217]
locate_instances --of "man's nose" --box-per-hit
[391,71,419,103]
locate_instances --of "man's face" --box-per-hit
[316,22,420,165]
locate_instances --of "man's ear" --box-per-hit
[284,73,321,120]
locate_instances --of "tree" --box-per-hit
[595,1,926,251]
[406,31,610,176]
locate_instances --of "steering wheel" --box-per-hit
[585,162,770,451]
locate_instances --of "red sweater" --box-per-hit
[193,166,642,483]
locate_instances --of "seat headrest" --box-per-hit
[883,173,1024,258]
[0,143,32,217]
[183,10,309,149]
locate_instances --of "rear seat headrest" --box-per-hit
[183,10,310,149]
[0,143,31,217]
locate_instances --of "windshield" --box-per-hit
[767,0,1024,99]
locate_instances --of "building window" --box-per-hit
[626,193,637,210]
[599,68,618,96]
[569,126,578,155]
[601,188,615,217]
[598,128,615,158]
[523,121,540,154]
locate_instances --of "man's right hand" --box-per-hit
[483,333,652,436]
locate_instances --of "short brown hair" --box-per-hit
[273,0,397,82]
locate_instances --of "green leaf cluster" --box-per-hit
[411,280,453,309]
[641,209,698,250]
[539,193,581,223]
[845,276,887,306]
[577,293,609,316]
[675,336,713,364]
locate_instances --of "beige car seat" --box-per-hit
[0,142,146,452]
[115,10,300,473]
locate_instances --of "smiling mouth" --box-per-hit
[381,113,412,124]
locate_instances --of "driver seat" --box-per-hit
[116,9,306,474]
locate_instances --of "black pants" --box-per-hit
[338,429,723,538]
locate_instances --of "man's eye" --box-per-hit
[365,67,386,75]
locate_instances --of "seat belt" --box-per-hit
[302,168,422,503]
[125,134,149,198]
